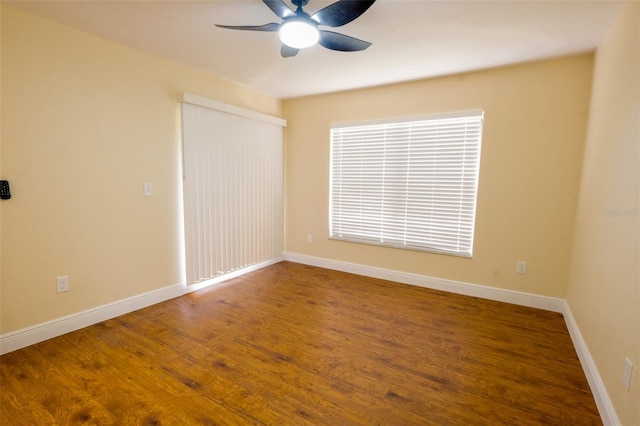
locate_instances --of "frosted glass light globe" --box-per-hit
[279,19,319,49]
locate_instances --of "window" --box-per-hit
[329,111,483,257]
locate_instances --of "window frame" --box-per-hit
[329,110,484,258]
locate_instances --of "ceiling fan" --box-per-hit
[216,0,376,58]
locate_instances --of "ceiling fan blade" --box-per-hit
[281,44,300,58]
[263,0,295,19]
[216,23,281,32]
[318,30,372,52]
[311,0,376,27]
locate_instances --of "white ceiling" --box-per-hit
[6,0,623,99]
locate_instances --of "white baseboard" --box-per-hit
[562,302,621,426]
[0,283,185,355]
[0,256,284,356]
[283,252,565,312]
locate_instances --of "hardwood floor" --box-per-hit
[1,261,601,425]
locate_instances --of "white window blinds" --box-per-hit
[181,98,284,285]
[330,111,483,257]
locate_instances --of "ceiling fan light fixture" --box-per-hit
[216,0,376,57]
[279,19,319,49]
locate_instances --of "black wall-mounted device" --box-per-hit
[0,180,11,200]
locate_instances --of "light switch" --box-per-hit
[143,182,153,197]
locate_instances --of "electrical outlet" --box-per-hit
[307,234,313,243]
[56,275,70,293]
[622,358,633,391]
[516,261,527,274]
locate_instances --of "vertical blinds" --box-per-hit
[181,101,284,285]
[330,111,483,257]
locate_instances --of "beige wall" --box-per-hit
[284,55,593,298]
[566,2,640,424]
[0,5,282,334]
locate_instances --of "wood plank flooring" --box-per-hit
[1,261,601,425]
